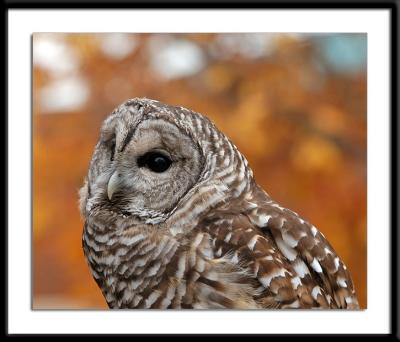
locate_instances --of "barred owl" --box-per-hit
[79,98,359,309]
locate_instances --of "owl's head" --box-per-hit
[79,98,253,230]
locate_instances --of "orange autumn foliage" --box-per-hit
[33,33,367,309]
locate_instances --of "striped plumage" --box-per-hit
[79,98,359,309]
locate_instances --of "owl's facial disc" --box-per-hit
[96,117,204,222]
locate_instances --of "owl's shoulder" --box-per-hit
[197,214,312,308]
[195,191,359,309]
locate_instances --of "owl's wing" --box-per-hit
[202,213,333,308]
[242,185,360,309]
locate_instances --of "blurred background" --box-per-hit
[33,33,367,309]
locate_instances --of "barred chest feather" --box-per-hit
[82,220,259,309]
[82,193,359,309]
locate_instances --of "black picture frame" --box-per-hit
[4,0,398,339]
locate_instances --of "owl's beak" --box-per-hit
[107,171,120,200]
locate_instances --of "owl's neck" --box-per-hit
[83,220,179,308]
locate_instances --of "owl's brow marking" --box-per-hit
[119,126,138,153]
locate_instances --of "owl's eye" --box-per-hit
[137,152,172,173]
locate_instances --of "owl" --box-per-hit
[79,97,359,309]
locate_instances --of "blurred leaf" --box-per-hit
[33,33,367,309]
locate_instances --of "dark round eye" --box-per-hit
[137,152,172,173]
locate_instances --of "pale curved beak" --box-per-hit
[107,171,121,200]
